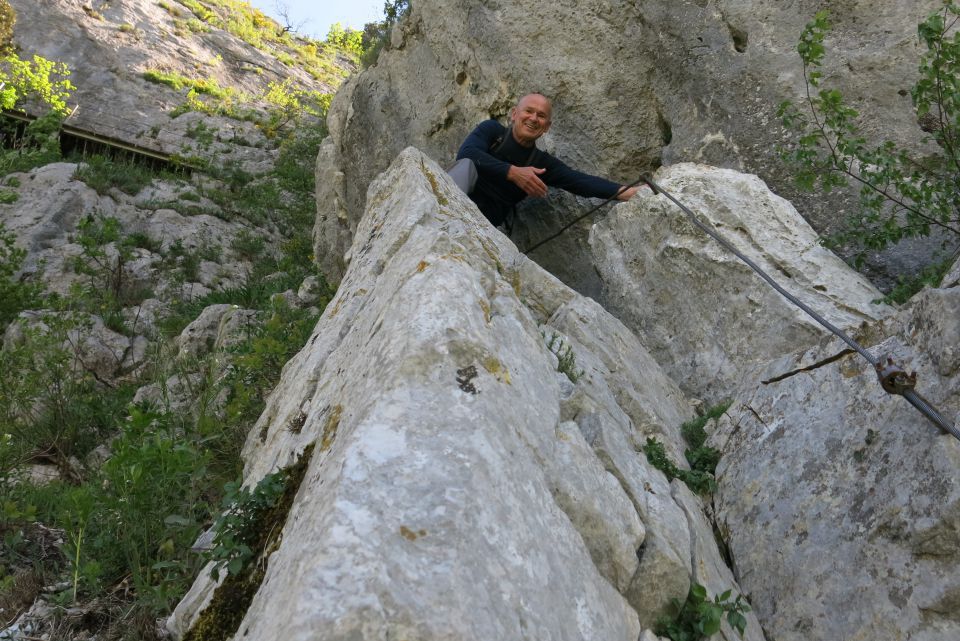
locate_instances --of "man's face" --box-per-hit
[510,94,552,146]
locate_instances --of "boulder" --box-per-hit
[712,285,960,641]
[170,149,758,640]
[4,311,143,384]
[590,163,891,402]
[313,0,945,285]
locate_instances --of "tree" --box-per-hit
[273,1,305,36]
[0,0,15,54]
[359,0,410,68]
[778,2,960,266]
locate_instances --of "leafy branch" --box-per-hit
[778,4,960,264]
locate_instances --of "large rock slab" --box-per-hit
[712,282,960,641]
[313,0,944,285]
[591,162,891,402]
[170,149,760,640]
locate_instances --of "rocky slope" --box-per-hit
[9,0,349,159]
[171,148,959,640]
[170,148,767,641]
[0,2,351,638]
[313,0,946,288]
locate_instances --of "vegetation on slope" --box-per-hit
[0,3,356,639]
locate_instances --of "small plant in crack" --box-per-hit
[543,331,584,384]
[655,582,750,641]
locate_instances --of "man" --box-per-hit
[451,93,642,228]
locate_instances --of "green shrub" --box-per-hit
[360,0,410,68]
[656,582,750,641]
[0,311,136,470]
[778,4,960,264]
[0,221,43,328]
[876,256,955,304]
[0,52,75,115]
[0,112,64,176]
[643,401,730,495]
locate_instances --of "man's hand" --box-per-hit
[507,165,548,198]
[615,184,651,201]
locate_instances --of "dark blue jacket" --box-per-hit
[456,120,621,226]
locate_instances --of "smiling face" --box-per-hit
[509,93,552,147]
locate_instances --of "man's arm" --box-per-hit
[542,155,647,200]
[456,120,512,180]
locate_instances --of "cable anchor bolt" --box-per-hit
[875,356,918,396]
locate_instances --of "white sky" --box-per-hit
[246,0,386,39]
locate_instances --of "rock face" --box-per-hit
[9,0,344,161]
[169,148,765,640]
[712,279,960,641]
[314,0,944,285]
[590,163,891,402]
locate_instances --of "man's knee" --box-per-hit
[447,158,477,194]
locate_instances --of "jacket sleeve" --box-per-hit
[456,120,511,181]
[541,154,622,199]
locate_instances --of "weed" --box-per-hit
[655,582,750,641]
[188,444,314,641]
[230,228,266,261]
[544,332,584,383]
[186,120,217,146]
[643,401,730,495]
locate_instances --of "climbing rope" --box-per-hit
[522,173,959,440]
[522,177,647,255]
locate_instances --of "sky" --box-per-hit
[246,0,385,39]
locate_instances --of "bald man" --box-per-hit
[452,93,641,228]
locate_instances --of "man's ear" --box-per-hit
[508,105,516,122]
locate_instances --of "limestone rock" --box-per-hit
[942,254,960,289]
[671,482,765,641]
[590,163,891,402]
[313,0,945,284]
[176,304,257,360]
[712,286,960,641]
[545,420,645,594]
[8,0,342,163]
[170,149,755,640]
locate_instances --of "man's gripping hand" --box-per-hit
[507,165,548,198]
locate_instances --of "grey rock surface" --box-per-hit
[170,148,759,640]
[313,0,944,286]
[8,0,341,165]
[712,283,960,641]
[0,161,268,305]
[591,162,891,402]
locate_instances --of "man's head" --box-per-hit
[509,93,552,147]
